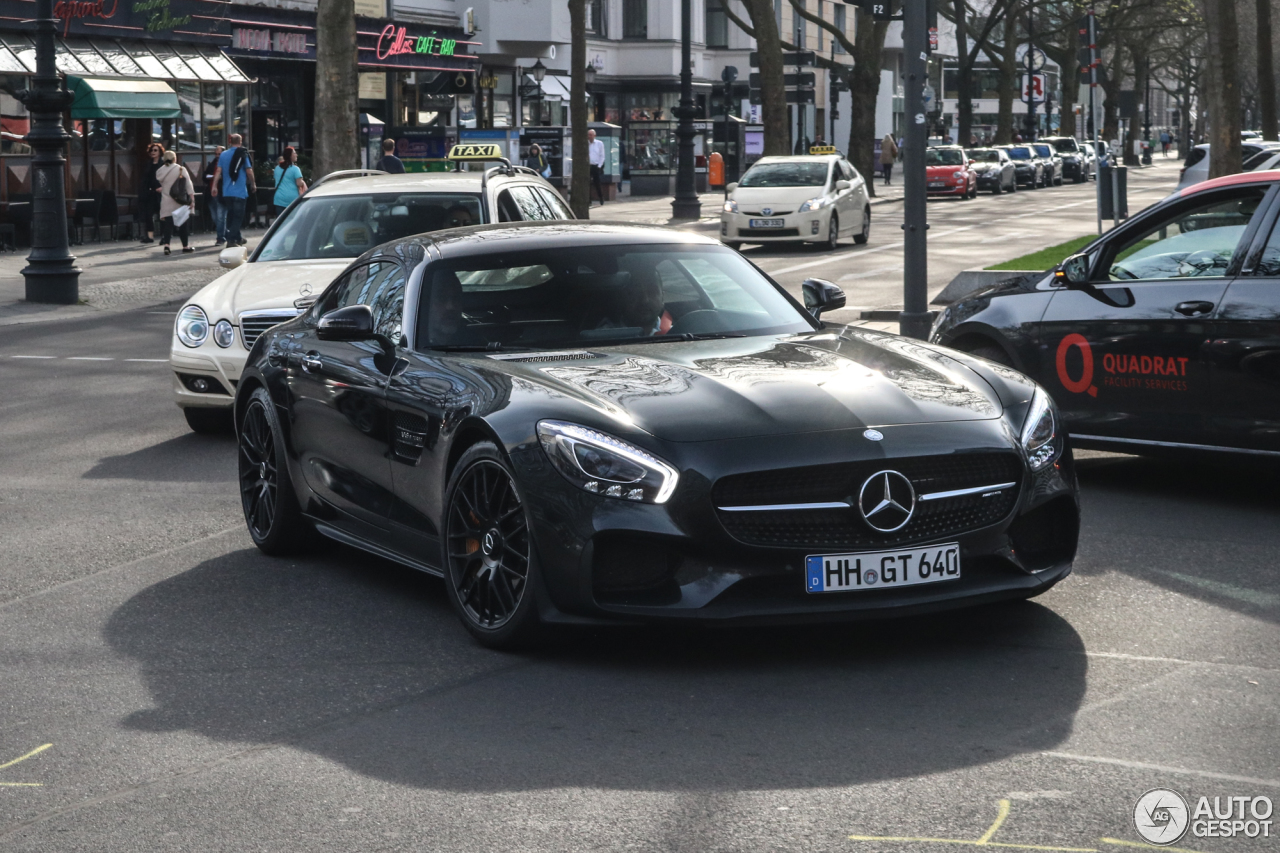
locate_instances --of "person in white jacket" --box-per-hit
[157,150,197,255]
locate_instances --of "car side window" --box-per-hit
[1251,216,1280,276]
[495,190,522,222]
[534,186,575,219]
[1103,189,1268,282]
[510,185,553,220]
[840,161,856,181]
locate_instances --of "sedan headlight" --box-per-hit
[722,199,738,214]
[798,196,831,212]
[1020,389,1060,471]
[176,305,209,348]
[537,420,679,504]
[952,170,967,179]
[213,319,235,348]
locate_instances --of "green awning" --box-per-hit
[67,76,181,119]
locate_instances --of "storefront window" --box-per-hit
[0,93,29,154]
[175,81,202,154]
[202,82,226,149]
[603,92,621,125]
[627,125,674,172]
[493,71,513,128]
[624,93,678,121]
[113,119,133,152]
[231,84,250,140]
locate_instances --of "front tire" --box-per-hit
[964,343,1013,367]
[854,207,870,244]
[823,214,839,250]
[443,442,542,649]
[184,406,233,434]
[238,388,313,555]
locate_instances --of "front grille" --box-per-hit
[744,209,793,216]
[239,310,302,350]
[712,452,1023,550]
[746,228,800,237]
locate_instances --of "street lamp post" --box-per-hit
[584,61,596,125]
[899,0,930,341]
[531,58,547,126]
[1142,55,1152,165]
[670,0,701,220]
[19,0,80,304]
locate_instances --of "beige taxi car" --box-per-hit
[170,147,574,432]
[720,152,871,251]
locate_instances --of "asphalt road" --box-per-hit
[1,165,1277,852]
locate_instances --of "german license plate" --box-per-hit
[805,543,960,593]
[749,218,785,229]
[928,182,945,188]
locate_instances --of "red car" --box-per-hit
[926,146,977,199]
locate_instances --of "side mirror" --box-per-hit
[801,278,846,319]
[317,304,375,341]
[835,179,851,190]
[725,182,738,193]
[218,246,248,269]
[1054,253,1091,287]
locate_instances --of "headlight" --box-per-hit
[176,305,209,348]
[798,196,830,212]
[213,320,235,348]
[537,420,679,504]
[722,199,738,214]
[952,170,966,179]
[929,305,949,340]
[1020,389,1060,471]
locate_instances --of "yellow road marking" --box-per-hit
[1099,838,1208,853]
[978,799,1012,844]
[0,782,42,787]
[0,744,51,772]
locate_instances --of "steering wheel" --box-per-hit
[1176,249,1225,278]
[1109,264,1139,281]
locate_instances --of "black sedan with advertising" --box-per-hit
[931,170,1280,458]
[234,223,1079,647]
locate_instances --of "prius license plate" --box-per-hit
[805,543,960,593]
[749,218,785,229]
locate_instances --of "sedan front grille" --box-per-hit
[239,310,302,350]
[712,452,1024,550]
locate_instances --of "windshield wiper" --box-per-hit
[588,332,749,346]
[429,342,529,352]
[679,332,747,341]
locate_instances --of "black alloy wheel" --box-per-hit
[444,442,541,647]
[854,207,870,244]
[238,387,312,555]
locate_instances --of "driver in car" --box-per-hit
[597,270,673,336]
[445,206,475,228]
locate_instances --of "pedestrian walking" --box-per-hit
[272,146,307,219]
[156,150,196,255]
[375,138,406,174]
[1160,131,1171,157]
[139,142,163,244]
[213,133,255,248]
[587,128,606,206]
[203,145,225,246]
[880,133,899,185]
[524,144,551,178]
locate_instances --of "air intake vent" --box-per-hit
[488,350,600,363]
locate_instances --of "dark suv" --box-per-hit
[1041,136,1094,183]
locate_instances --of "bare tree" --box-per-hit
[721,0,789,155]
[313,0,359,178]
[569,0,590,217]
[1202,0,1241,176]
[1257,0,1278,139]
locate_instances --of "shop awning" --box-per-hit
[0,35,249,83]
[68,76,182,120]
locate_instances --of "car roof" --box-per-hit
[305,169,542,199]
[750,155,841,164]
[369,222,723,262]
[1180,168,1280,197]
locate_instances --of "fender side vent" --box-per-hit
[488,350,600,363]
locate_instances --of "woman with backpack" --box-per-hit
[157,150,196,255]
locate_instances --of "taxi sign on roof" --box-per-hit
[448,143,505,160]
[808,145,838,155]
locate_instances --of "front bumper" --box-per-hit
[1013,168,1038,185]
[927,181,968,196]
[975,171,1003,188]
[170,340,247,409]
[1061,160,1086,179]
[509,421,1079,625]
[721,208,832,243]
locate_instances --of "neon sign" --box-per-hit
[376,24,456,60]
[53,0,119,37]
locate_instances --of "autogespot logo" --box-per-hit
[1134,788,1190,845]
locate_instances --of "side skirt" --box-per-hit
[1071,433,1280,458]
[309,519,446,578]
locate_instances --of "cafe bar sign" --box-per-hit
[0,0,229,43]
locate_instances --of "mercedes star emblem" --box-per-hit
[299,282,313,296]
[863,429,884,441]
[857,470,916,533]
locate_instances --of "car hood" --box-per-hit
[186,258,354,319]
[496,330,1004,442]
[926,165,965,176]
[730,187,828,208]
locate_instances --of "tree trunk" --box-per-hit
[953,0,974,146]
[846,11,888,196]
[1204,0,1241,177]
[313,0,359,178]
[995,11,1018,143]
[1101,44,1124,143]
[1257,0,1278,139]
[1124,46,1147,165]
[741,0,789,155]
[569,0,590,217]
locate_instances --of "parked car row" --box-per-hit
[1178,140,1280,189]
[929,137,1098,199]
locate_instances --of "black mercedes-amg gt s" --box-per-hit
[234,223,1078,647]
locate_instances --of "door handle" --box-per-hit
[1174,301,1214,316]
[300,352,322,373]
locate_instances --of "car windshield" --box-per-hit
[926,149,965,166]
[257,192,484,262]
[418,244,814,350]
[1051,139,1079,153]
[967,149,1001,163]
[1033,145,1052,157]
[1007,147,1033,160]
[738,162,829,187]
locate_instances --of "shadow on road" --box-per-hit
[1076,453,1280,622]
[105,545,1087,793]
[84,432,236,482]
